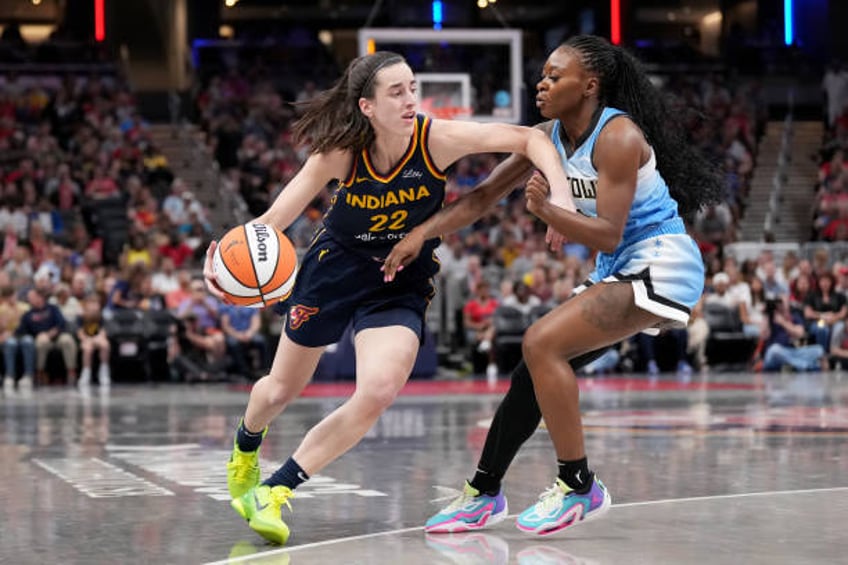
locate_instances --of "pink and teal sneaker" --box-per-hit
[516,476,610,536]
[425,481,508,533]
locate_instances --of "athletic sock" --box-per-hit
[557,457,592,494]
[264,457,309,490]
[469,468,501,496]
[235,419,264,452]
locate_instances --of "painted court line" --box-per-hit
[204,485,848,564]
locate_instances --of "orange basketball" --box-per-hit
[212,223,298,308]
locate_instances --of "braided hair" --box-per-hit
[563,35,723,216]
[292,51,406,155]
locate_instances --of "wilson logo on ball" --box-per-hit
[213,222,298,308]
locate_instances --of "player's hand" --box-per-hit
[203,240,229,303]
[525,171,550,216]
[382,230,425,282]
[545,225,567,253]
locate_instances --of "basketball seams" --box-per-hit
[242,223,269,307]
[215,223,298,309]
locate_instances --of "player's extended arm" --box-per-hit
[525,118,640,253]
[382,152,534,281]
[204,150,349,300]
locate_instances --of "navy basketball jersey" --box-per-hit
[322,114,446,259]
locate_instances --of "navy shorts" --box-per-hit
[277,231,438,347]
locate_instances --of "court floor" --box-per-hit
[1,370,846,564]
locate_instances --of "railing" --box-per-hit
[762,89,795,237]
[175,119,251,231]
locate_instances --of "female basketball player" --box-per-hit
[383,35,723,536]
[202,51,575,544]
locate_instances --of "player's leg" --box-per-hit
[238,325,418,545]
[291,325,418,472]
[228,331,325,544]
[424,348,608,533]
[516,282,660,535]
[228,331,323,498]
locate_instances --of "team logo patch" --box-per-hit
[289,304,320,330]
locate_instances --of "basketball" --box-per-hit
[212,222,298,308]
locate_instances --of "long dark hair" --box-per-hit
[563,35,723,216]
[292,51,406,155]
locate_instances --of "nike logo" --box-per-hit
[254,491,269,511]
[318,249,329,262]
[297,471,309,482]
[355,176,371,183]
[575,470,582,483]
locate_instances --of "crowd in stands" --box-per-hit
[5,34,847,392]
[0,61,274,393]
[812,62,848,241]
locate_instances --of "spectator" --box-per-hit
[165,268,193,310]
[637,329,693,379]
[76,293,110,388]
[803,272,846,354]
[463,279,499,379]
[177,278,226,367]
[51,282,82,331]
[761,298,825,372]
[17,288,78,385]
[501,280,541,316]
[150,255,180,296]
[1,285,32,393]
[220,304,268,379]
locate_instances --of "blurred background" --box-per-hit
[2,0,848,391]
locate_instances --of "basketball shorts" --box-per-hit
[574,228,704,336]
[279,231,438,347]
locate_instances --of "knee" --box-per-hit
[355,378,401,414]
[264,375,298,407]
[522,323,561,365]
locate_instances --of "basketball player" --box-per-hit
[382,35,723,535]
[202,51,576,544]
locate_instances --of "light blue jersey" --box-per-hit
[550,107,684,248]
[552,106,704,330]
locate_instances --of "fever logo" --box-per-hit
[289,304,320,330]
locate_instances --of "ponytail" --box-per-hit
[293,51,406,155]
[564,35,723,217]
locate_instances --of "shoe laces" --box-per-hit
[444,485,481,513]
[536,481,569,514]
[269,486,294,513]
[231,450,258,481]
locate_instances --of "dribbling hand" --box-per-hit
[203,240,230,303]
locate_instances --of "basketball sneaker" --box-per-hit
[516,476,610,536]
[425,481,508,533]
[231,484,294,545]
[227,423,268,499]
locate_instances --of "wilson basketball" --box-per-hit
[212,222,298,308]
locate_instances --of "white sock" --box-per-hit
[78,368,91,386]
[98,364,111,386]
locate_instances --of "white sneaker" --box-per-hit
[3,377,13,396]
[98,365,111,388]
[477,340,492,353]
[78,368,91,389]
[486,363,498,384]
[18,375,33,393]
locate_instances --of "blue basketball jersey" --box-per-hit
[550,107,684,248]
[322,114,446,260]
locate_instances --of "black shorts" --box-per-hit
[278,231,438,347]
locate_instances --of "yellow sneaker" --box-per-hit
[226,422,267,499]
[231,484,294,545]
